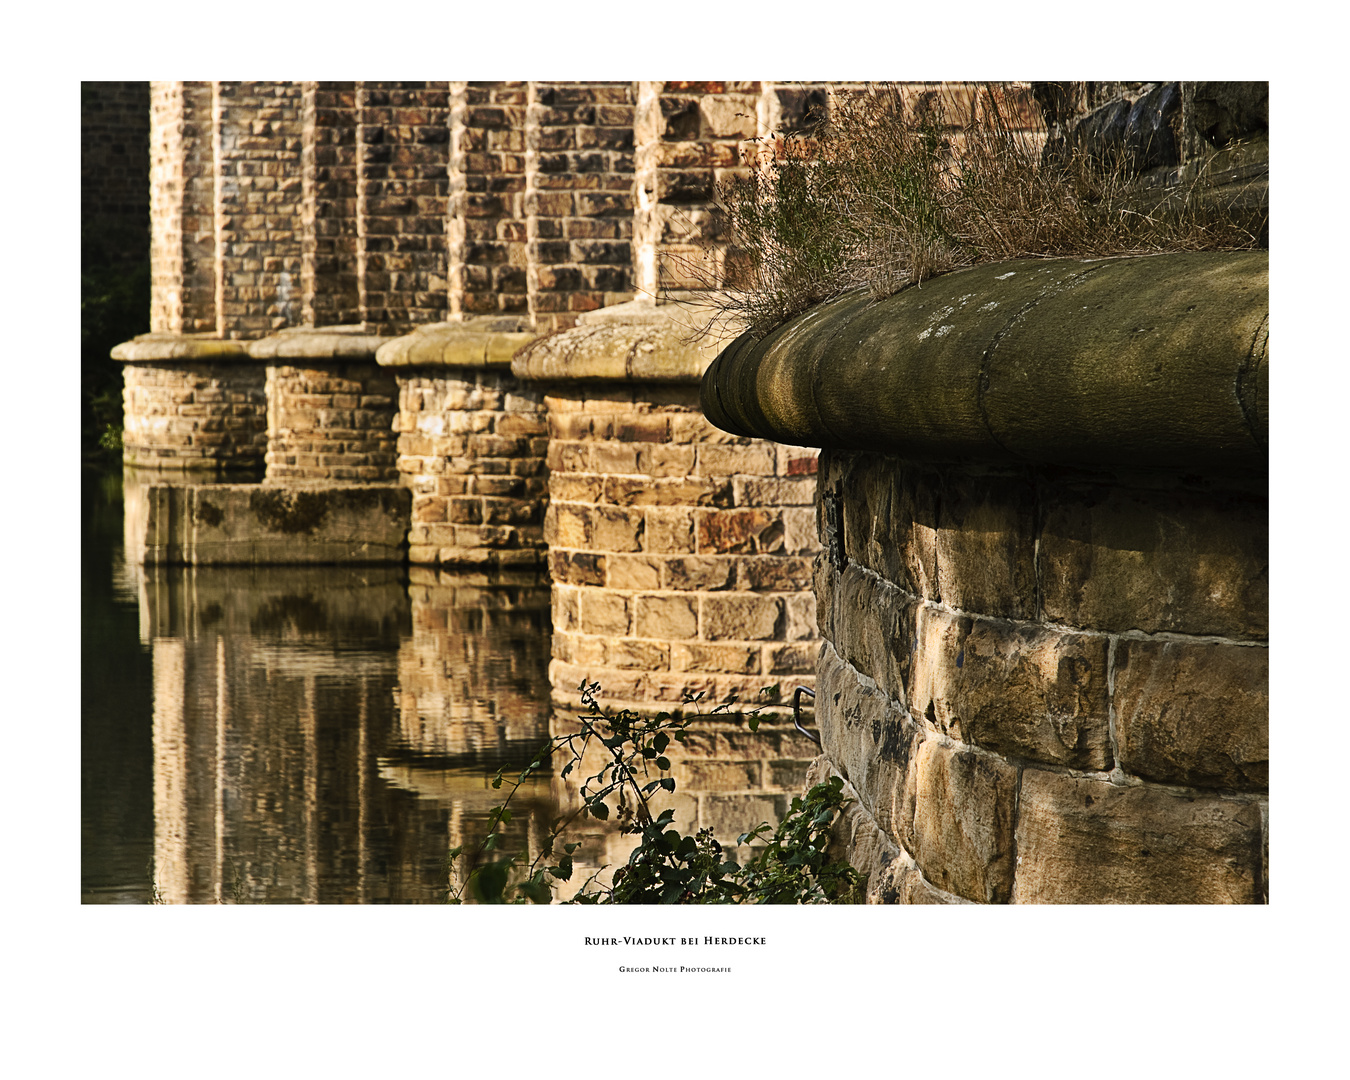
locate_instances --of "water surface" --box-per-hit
[83,466,817,903]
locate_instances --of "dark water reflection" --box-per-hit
[83,466,559,904]
[82,468,156,903]
[84,466,818,903]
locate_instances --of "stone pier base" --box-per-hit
[130,482,411,564]
[378,320,549,569]
[115,335,268,470]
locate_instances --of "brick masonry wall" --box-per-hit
[150,82,217,334]
[138,80,1087,339]
[526,83,636,331]
[122,361,268,469]
[814,450,1268,903]
[541,381,822,713]
[265,362,400,481]
[357,82,451,333]
[633,81,761,297]
[302,82,361,327]
[630,81,1047,300]
[394,370,549,566]
[82,81,150,262]
[213,82,306,338]
[449,83,528,319]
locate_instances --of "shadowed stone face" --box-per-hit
[803,445,1265,904]
[1039,483,1268,638]
[1013,770,1263,904]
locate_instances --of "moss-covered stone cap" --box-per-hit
[247,325,391,361]
[701,251,1268,474]
[112,333,255,363]
[512,299,736,383]
[376,318,537,369]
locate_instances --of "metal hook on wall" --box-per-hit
[793,686,820,747]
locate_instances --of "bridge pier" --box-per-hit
[114,335,267,471]
[377,319,548,569]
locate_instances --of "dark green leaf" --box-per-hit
[471,861,510,903]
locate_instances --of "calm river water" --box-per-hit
[82,465,566,904]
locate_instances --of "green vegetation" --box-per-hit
[714,83,1263,339]
[82,223,149,461]
[446,682,862,905]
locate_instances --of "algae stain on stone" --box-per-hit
[195,500,224,527]
[250,488,329,534]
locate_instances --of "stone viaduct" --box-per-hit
[92,80,1268,902]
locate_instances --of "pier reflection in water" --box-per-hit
[84,466,817,903]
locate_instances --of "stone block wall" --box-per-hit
[132,482,410,565]
[213,82,306,337]
[540,380,821,714]
[263,361,399,482]
[394,369,548,567]
[122,360,269,470]
[138,80,1256,345]
[301,82,360,327]
[633,80,762,296]
[115,334,269,471]
[150,82,217,335]
[357,82,452,333]
[143,79,866,339]
[527,82,636,331]
[450,82,529,319]
[82,81,151,261]
[814,452,1268,903]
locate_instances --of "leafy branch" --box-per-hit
[445,681,860,905]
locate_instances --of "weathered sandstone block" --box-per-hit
[703,251,1268,903]
[1039,482,1268,639]
[131,482,410,565]
[907,606,1112,770]
[1013,769,1263,903]
[902,735,1018,904]
[1113,638,1268,790]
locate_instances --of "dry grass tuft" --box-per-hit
[703,83,1263,340]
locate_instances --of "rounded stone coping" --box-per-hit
[247,325,391,361]
[701,251,1268,474]
[512,301,737,384]
[376,319,538,370]
[112,333,255,363]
